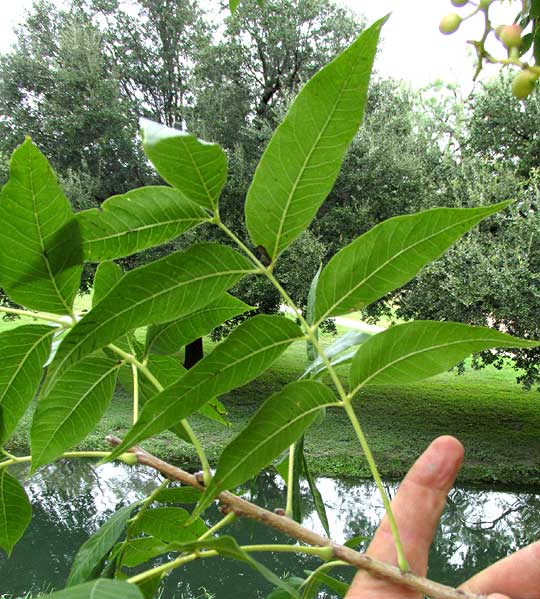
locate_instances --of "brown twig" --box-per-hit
[106,435,485,599]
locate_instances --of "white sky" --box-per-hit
[0,0,519,92]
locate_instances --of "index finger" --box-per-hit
[346,436,464,599]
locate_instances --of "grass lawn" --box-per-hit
[4,300,540,488]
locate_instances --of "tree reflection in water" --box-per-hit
[0,461,538,598]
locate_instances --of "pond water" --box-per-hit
[1,460,539,598]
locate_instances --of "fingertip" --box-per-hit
[488,594,511,599]
[430,435,465,458]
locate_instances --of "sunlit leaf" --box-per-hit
[47,243,253,389]
[314,202,511,324]
[0,470,32,556]
[108,315,303,460]
[350,320,540,395]
[31,355,120,471]
[0,138,82,313]
[67,503,138,586]
[245,19,384,260]
[195,380,337,515]
[0,325,54,445]
[78,187,208,261]
[92,262,123,307]
[146,293,252,356]
[140,119,227,211]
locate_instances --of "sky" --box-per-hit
[0,0,519,92]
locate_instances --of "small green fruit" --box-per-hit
[498,24,522,49]
[439,13,462,34]
[451,0,468,6]
[118,452,138,466]
[511,69,538,99]
[479,0,493,7]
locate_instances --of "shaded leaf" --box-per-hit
[119,537,171,568]
[171,537,298,598]
[92,262,123,307]
[267,578,305,599]
[155,486,202,504]
[0,325,54,445]
[131,507,207,542]
[303,455,330,537]
[0,138,82,313]
[67,503,138,586]
[108,315,303,460]
[350,321,540,395]
[245,20,383,260]
[302,567,349,599]
[146,293,252,356]
[78,187,208,261]
[0,470,32,556]
[196,380,337,515]
[47,243,253,388]
[314,202,511,323]
[306,265,322,363]
[343,536,369,549]
[31,355,120,470]
[141,119,227,211]
[45,580,143,599]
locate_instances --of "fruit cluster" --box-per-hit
[439,0,539,99]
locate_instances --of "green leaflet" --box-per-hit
[195,380,337,516]
[145,293,252,356]
[349,320,540,395]
[0,138,82,314]
[0,470,32,556]
[229,0,240,12]
[154,486,202,504]
[92,261,123,307]
[77,186,208,262]
[140,119,227,211]
[67,503,138,586]
[47,243,253,389]
[0,325,54,445]
[131,507,207,542]
[302,455,330,538]
[108,315,304,461]
[244,19,384,261]
[44,580,143,599]
[302,567,349,599]
[119,536,171,568]
[300,330,371,380]
[30,355,121,471]
[305,265,321,364]
[313,202,511,324]
[170,537,299,598]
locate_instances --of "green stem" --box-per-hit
[0,305,73,327]
[131,363,139,424]
[127,552,206,584]
[198,511,236,541]
[343,399,409,572]
[107,343,212,483]
[285,443,295,518]
[0,451,134,471]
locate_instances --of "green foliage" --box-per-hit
[0,470,32,556]
[46,580,143,599]
[0,14,535,599]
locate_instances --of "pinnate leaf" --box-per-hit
[245,19,384,260]
[350,320,540,395]
[0,470,32,556]
[77,186,208,262]
[30,355,120,470]
[146,293,252,356]
[141,119,227,211]
[314,202,511,323]
[108,315,304,460]
[196,380,337,514]
[67,503,138,586]
[0,325,54,445]
[92,262,123,307]
[0,138,82,313]
[47,243,253,388]
[45,580,143,599]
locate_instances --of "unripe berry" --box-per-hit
[439,13,462,34]
[118,453,138,466]
[511,69,538,99]
[498,24,523,49]
[451,0,468,6]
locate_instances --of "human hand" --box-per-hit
[345,436,540,599]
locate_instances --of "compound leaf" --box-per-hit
[131,507,207,542]
[245,19,383,260]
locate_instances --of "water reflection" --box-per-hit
[1,461,538,598]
